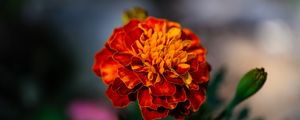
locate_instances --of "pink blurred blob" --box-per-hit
[68,100,118,120]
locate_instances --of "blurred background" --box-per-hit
[1,0,300,119]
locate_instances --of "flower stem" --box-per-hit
[214,98,238,120]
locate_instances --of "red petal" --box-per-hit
[188,82,199,90]
[169,101,191,120]
[188,58,199,72]
[153,96,177,109]
[136,72,152,86]
[111,78,123,91]
[123,20,142,49]
[165,77,184,85]
[150,80,176,96]
[167,87,187,103]
[144,17,165,28]
[143,17,180,33]
[190,62,210,84]
[118,67,141,89]
[106,85,130,108]
[131,57,148,72]
[111,78,142,96]
[112,52,133,66]
[138,87,158,110]
[171,115,184,120]
[188,89,206,112]
[131,56,143,65]
[108,28,128,52]
[117,83,142,96]
[188,47,206,63]
[100,57,120,85]
[141,107,169,120]
[107,21,142,52]
[93,48,113,76]
[182,28,200,48]
[164,71,184,85]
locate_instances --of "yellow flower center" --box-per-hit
[131,22,195,86]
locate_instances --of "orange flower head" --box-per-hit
[93,17,210,120]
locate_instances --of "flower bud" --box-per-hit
[234,68,267,104]
[215,68,267,120]
[122,7,148,24]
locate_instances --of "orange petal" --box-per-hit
[93,48,113,76]
[150,80,176,96]
[188,89,206,112]
[141,107,169,120]
[167,87,187,103]
[112,52,133,66]
[106,85,130,108]
[138,87,158,110]
[118,67,141,89]
[131,65,148,72]
[176,63,190,74]
[165,70,179,78]
[100,57,120,85]
[153,96,177,109]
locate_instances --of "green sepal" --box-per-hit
[122,7,148,25]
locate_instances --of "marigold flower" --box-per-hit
[93,17,210,120]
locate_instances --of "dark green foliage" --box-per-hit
[237,107,249,120]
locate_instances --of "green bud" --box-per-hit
[122,7,148,24]
[234,68,267,104]
[215,68,267,120]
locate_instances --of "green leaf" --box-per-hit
[126,101,143,120]
[207,66,226,109]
